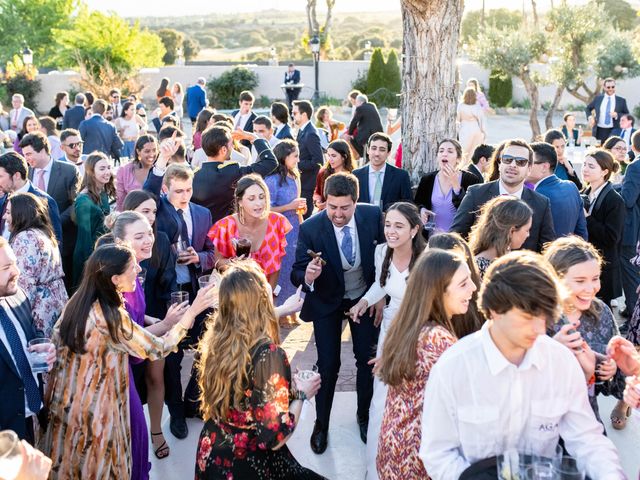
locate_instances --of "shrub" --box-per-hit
[366,48,386,94]
[6,74,41,112]
[488,69,512,108]
[351,70,368,93]
[207,67,259,109]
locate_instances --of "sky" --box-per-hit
[84,0,599,18]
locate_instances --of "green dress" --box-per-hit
[72,192,110,287]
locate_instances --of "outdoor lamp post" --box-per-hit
[22,45,33,66]
[310,34,320,104]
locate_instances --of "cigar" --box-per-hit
[307,249,326,266]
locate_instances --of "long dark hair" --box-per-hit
[7,192,57,248]
[195,107,215,134]
[59,244,135,353]
[380,202,425,287]
[133,135,157,168]
[18,115,39,140]
[428,232,484,337]
[156,77,170,98]
[273,139,299,187]
[120,101,134,118]
[323,139,355,182]
[123,189,162,269]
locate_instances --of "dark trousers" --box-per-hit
[621,245,640,312]
[312,298,379,429]
[285,89,300,112]
[595,127,613,144]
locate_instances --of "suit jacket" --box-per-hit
[620,156,640,246]
[78,115,123,158]
[353,163,412,210]
[347,102,383,147]
[0,185,62,244]
[466,163,485,183]
[284,69,301,85]
[275,124,294,141]
[0,289,44,439]
[143,173,215,291]
[231,110,258,148]
[186,84,207,119]
[8,107,35,134]
[296,122,324,194]
[62,105,86,130]
[535,175,588,239]
[151,111,180,133]
[291,205,385,321]
[450,180,556,252]
[190,138,278,224]
[585,94,629,133]
[414,170,482,211]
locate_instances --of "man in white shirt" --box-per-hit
[251,115,280,163]
[8,94,35,135]
[586,78,629,143]
[612,114,636,155]
[59,129,87,177]
[420,251,625,480]
[231,91,257,148]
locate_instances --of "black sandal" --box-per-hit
[151,431,170,459]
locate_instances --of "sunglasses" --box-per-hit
[500,155,530,167]
[64,141,84,149]
[605,86,615,89]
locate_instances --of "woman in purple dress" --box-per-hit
[265,140,305,311]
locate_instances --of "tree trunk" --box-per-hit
[545,84,564,130]
[324,0,336,35]
[400,0,464,184]
[531,0,539,27]
[521,71,541,140]
[306,0,319,35]
[481,0,486,26]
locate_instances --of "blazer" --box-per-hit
[0,185,62,244]
[585,94,629,133]
[348,102,384,147]
[291,204,385,321]
[0,289,45,439]
[284,69,301,86]
[414,170,482,211]
[620,156,640,246]
[141,231,177,319]
[62,105,86,130]
[8,107,35,134]
[450,180,557,252]
[535,175,588,239]
[296,122,324,194]
[465,163,484,183]
[190,138,278,224]
[230,110,257,148]
[78,115,123,158]
[275,124,294,141]
[143,172,215,291]
[353,163,412,210]
[561,126,580,146]
[186,84,207,119]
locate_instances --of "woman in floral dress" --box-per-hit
[196,260,324,479]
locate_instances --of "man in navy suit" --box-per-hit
[586,78,629,143]
[528,142,587,239]
[283,63,302,111]
[451,139,556,252]
[466,143,495,183]
[0,152,62,244]
[62,93,86,130]
[231,91,257,148]
[0,238,55,442]
[144,151,215,440]
[271,102,294,140]
[186,77,208,123]
[352,132,412,210]
[612,114,637,161]
[293,100,324,219]
[78,99,123,159]
[292,172,384,454]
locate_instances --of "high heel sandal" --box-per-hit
[610,404,631,430]
[151,431,170,459]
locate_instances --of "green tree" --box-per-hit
[207,67,259,109]
[383,49,401,107]
[183,37,200,62]
[596,0,638,31]
[488,69,513,107]
[461,8,523,44]
[367,48,386,95]
[157,28,184,65]
[0,0,77,68]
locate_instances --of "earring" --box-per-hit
[411,235,415,239]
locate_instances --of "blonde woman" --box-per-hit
[457,87,486,158]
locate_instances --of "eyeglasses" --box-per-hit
[500,155,530,167]
[64,141,84,149]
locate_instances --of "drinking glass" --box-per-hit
[170,291,189,306]
[233,237,252,258]
[296,364,319,381]
[552,457,585,480]
[497,449,525,480]
[0,430,22,479]
[173,240,190,264]
[28,337,52,374]
[198,275,211,290]
[423,211,436,234]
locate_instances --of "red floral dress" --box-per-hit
[195,342,325,480]
[207,212,292,275]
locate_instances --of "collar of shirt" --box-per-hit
[369,163,387,176]
[589,181,608,203]
[330,213,357,239]
[533,174,554,190]
[37,157,53,175]
[16,181,31,194]
[498,181,524,199]
[299,120,311,133]
[274,123,284,135]
[481,322,545,376]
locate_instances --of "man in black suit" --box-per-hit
[466,143,495,183]
[78,100,123,159]
[292,172,384,454]
[283,63,302,111]
[451,139,556,252]
[0,238,55,442]
[271,102,294,140]
[109,88,123,118]
[345,94,383,159]
[21,132,80,293]
[586,78,629,143]
[352,132,412,210]
[62,93,86,130]
[190,126,277,224]
[231,91,257,148]
[293,100,324,219]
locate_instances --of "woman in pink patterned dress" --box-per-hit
[376,248,477,479]
[4,192,67,336]
[208,174,291,290]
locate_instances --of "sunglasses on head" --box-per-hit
[500,155,530,167]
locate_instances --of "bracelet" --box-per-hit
[294,388,307,401]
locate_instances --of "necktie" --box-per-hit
[341,226,354,265]
[0,306,41,412]
[605,96,612,125]
[176,208,191,246]
[372,171,383,206]
[36,170,46,191]
[234,114,242,130]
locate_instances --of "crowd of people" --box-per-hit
[1,72,640,480]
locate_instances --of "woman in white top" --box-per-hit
[115,101,148,158]
[456,87,486,159]
[349,202,426,480]
[172,82,184,119]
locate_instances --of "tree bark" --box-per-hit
[521,71,541,140]
[324,0,336,35]
[545,84,564,130]
[306,0,319,35]
[531,0,539,27]
[400,0,464,184]
[481,0,486,26]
